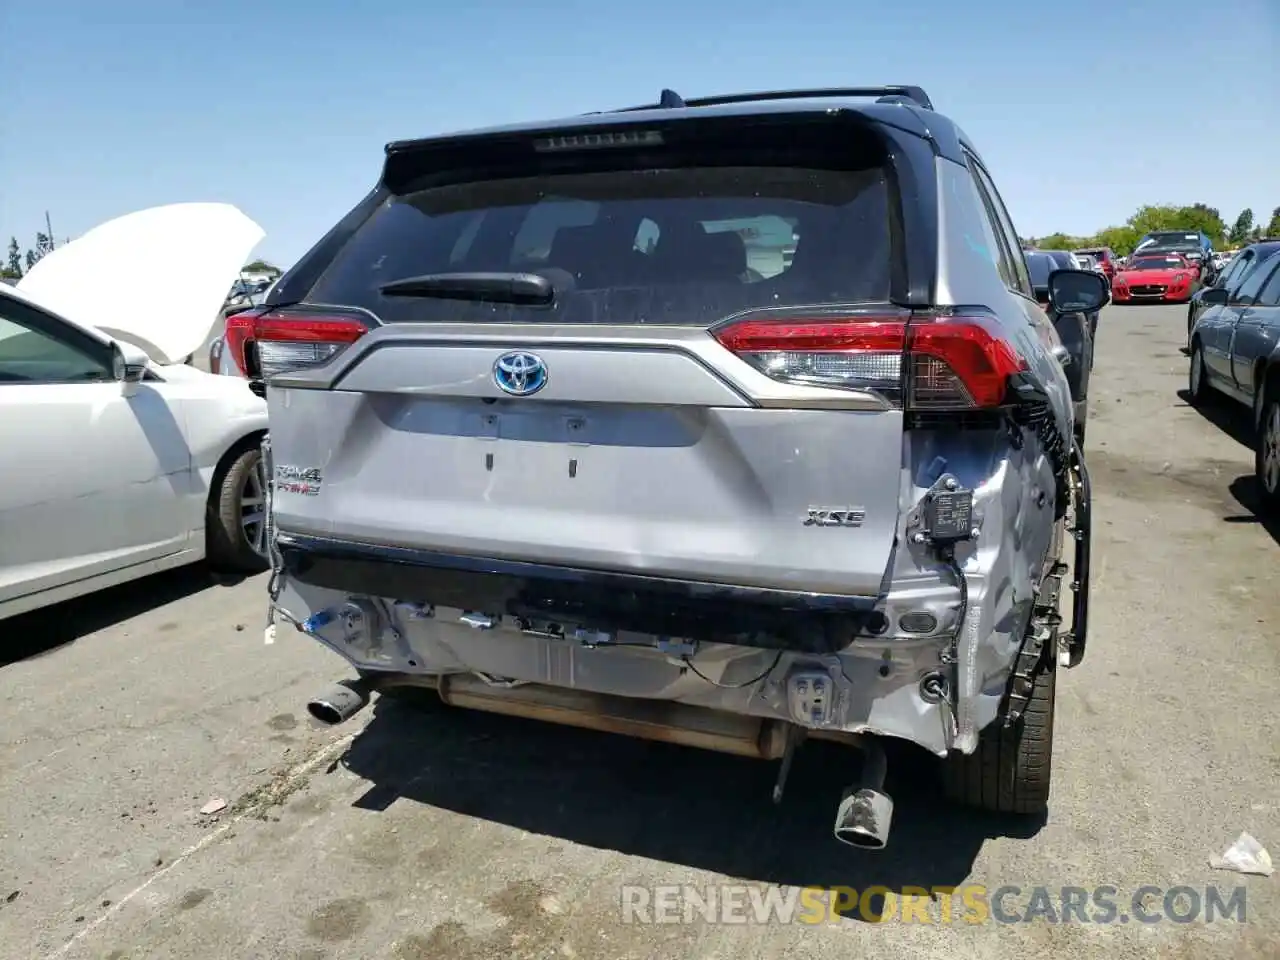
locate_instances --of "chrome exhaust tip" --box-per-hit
[833,740,892,849]
[833,786,894,849]
[307,678,372,726]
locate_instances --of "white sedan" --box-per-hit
[0,203,272,621]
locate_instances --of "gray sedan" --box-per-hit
[1187,247,1280,511]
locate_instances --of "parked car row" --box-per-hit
[1073,246,1118,282]
[225,276,274,311]
[3,85,1116,852]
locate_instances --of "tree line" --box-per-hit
[1025,204,1280,256]
[5,202,1278,281]
[2,230,279,281]
[3,233,59,279]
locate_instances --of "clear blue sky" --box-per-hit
[2,0,1277,267]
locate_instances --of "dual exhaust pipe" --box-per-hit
[306,674,893,849]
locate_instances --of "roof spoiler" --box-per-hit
[596,85,934,114]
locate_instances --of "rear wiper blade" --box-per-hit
[379,271,555,306]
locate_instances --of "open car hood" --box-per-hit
[16,203,264,365]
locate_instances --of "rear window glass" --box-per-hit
[306,161,894,325]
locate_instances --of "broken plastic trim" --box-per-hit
[275,532,883,654]
[1064,439,1091,667]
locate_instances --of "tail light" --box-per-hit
[224,311,369,380]
[712,310,1027,410]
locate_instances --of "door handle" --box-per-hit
[1051,344,1072,367]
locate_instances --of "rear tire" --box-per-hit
[943,658,1056,815]
[206,444,270,574]
[1255,387,1280,517]
[1188,342,1211,405]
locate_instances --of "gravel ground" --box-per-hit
[1,303,1277,959]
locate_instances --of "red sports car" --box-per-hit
[1111,252,1200,304]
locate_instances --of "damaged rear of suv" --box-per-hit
[239,85,1104,848]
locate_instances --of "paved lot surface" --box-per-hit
[2,303,1277,959]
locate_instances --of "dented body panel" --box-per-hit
[272,415,1059,756]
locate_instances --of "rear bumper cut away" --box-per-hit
[277,532,883,654]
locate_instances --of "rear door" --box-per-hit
[0,294,190,610]
[1231,254,1280,397]
[264,121,909,597]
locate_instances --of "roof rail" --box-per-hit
[611,85,934,113]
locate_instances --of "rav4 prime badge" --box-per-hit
[804,507,866,527]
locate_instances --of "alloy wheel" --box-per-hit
[240,453,268,557]
[1263,401,1280,496]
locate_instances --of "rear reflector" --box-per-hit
[712,311,1026,410]
[224,311,369,379]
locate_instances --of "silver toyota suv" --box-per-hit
[232,85,1106,849]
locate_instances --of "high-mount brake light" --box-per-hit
[712,312,1027,411]
[224,311,369,380]
[533,129,664,152]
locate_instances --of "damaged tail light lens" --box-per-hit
[712,310,1027,411]
[224,311,369,380]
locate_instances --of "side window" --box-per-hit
[0,298,113,384]
[1250,256,1280,307]
[1232,253,1279,305]
[969,160,1033,296]
[1219,252,1252,290]
[963,164,1019,291]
